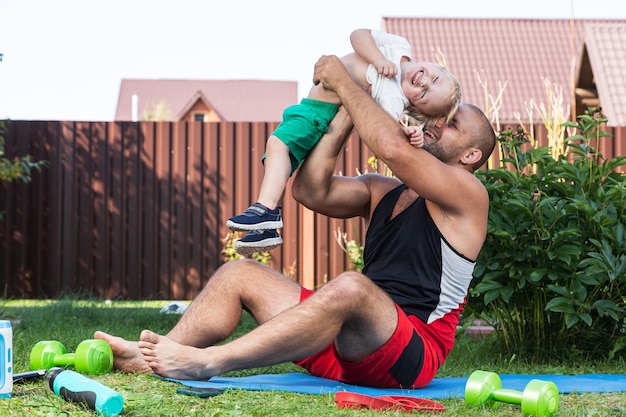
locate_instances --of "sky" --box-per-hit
[1,0,625,121]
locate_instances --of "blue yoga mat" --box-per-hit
[165,372,626,399]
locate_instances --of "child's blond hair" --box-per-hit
[404,66,461,127]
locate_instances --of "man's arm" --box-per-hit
[292,108,392,220]
[312,55,481,214]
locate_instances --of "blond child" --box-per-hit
[227,28,461,254]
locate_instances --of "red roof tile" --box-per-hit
[115,79,297,122]
[383,17,626,126]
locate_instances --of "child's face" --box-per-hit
[401,62,455,117]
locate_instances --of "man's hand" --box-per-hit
[313,55,352,93]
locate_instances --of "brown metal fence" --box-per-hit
[1,121,372,299]
[1,121,625,300]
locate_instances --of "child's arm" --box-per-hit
[403,125,424,148]
[400,114,424,148]
[350,28,397,78]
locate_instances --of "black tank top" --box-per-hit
[362,184,475,323]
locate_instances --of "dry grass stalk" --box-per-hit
[475,70,507,169]
[532,78,570,159]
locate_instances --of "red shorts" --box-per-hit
[293,288,438,388]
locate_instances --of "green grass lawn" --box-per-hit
[0,297,625,416]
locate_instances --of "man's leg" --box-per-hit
[139,271,399,380]
[95,258,302,373]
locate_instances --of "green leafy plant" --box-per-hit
[335,227,364,271]
[0,120,47,183]
[221,231,271,265]
[0,120,48,221]
[471,107,626,361]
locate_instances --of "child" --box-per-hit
[227,28,461,255]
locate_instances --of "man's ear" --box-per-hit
[461,148,482,166]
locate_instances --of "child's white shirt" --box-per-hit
[366,30,413,120]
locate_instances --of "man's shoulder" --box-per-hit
[362,174,403,206]
[360,173,402,187]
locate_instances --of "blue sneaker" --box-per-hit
[227,203,283,231]
[235,229,283,255]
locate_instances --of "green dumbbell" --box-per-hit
[30,339,113,375]
[465,370,559,417]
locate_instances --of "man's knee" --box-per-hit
[218,258,263,274]
[211,258,266,286]
[323,271,375,301]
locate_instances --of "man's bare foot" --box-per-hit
[139,329,216,380]
[94,331,152,374]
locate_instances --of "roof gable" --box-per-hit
[115,79,297,122]
[581,24,626,126]
[383,17,626,126]
[175,90,223,121]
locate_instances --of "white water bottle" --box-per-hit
[0,320,12,398]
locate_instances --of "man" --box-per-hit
[95,55,495,389]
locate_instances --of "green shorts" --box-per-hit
[265,98,340,174]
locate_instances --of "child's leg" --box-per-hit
[226,136,289,254]
[226,135,289,233]
[257,136,291,210]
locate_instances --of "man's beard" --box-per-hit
[422,141,450,163]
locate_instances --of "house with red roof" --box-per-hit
[384,17,626,127]
[115,79,297,122]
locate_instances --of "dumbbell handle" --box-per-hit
[491,388,523,404]
[49,352,75,367]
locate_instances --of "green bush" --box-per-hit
[470,108,626,361]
